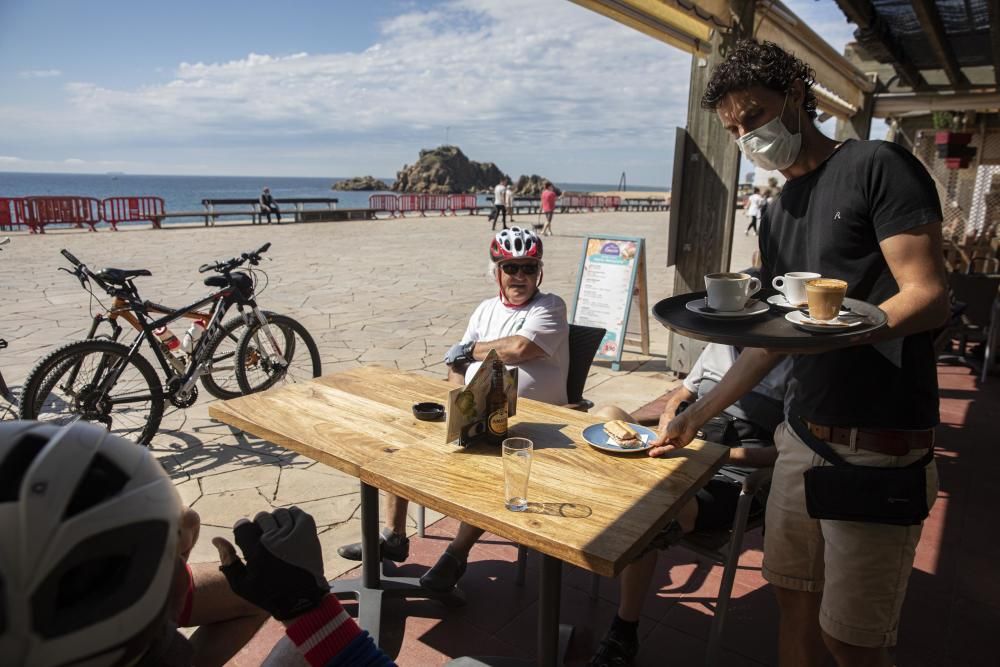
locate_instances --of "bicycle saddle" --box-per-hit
[98,268,152,283]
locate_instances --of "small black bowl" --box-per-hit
[412,402,445,421]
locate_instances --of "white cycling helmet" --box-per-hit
[490,226,543,263]
[0,420,182,667]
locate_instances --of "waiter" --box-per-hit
[652,40,948,667]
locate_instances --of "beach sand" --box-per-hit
[1,208,754,577]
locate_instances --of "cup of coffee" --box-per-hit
[772,272,822,306]
[704,272,762,312]
[805,278,848,322]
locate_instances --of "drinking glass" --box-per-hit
[502,437,533,512]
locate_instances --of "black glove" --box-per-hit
[213,507,330,620]
[445,340,475,367]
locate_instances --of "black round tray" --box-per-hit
[652,291,887,351]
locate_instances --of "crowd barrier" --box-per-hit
[448,194,478,215]
[369,194,400,217]
[102,196,166,230]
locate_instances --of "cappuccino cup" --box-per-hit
[805,278,848,322]
[704,272,761,312]
[772,272,822,306]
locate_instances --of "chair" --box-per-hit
[940,271,1000,383]
[415,324,606,536]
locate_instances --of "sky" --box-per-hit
[0,0,860,185]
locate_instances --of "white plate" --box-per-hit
[582,423,657,453]
[785,310,864,333]
[685,298,769,320]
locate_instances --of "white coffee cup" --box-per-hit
[772,272,822,306]
[704,272,762,312]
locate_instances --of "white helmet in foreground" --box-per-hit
[0,420,181,666]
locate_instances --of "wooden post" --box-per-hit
[836,77,875,141]
[666,1,754,375]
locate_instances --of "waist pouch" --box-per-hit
[789,416,934,526]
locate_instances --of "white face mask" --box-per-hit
[736,93,802,172]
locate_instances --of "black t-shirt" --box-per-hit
[759,139,941,429]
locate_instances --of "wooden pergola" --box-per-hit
[569,0,999,370]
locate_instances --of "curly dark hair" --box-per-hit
[701,40,817,119]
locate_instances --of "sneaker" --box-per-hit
[588,630,639,667]
[419,550,468,592]
[337,529,410,562]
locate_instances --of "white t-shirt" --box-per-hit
[494,184,507,205]
[746,193,764,217]
[461,293,569,405]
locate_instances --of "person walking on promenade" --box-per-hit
[504,178,516,222]
[745,186,764,235]
[656,39,948,667]
[490,178,509,230]
[259,187,281,224]
[540,181,560,236]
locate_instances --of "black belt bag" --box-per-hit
[789,416,934,526]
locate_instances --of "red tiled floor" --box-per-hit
[228,363,999,666]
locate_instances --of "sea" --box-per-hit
[0,172,666,226]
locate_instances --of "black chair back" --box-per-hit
[565,324,606,404]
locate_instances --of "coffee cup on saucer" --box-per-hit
[772,272,821,306]
[704,272,762,312]
[805,278,848,322]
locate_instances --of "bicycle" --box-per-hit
[0,237,16,418]
[19,243,322,444]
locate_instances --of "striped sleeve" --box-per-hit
[285,595,396,667]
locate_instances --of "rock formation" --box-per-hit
[332,176,390,191]
[512,174,557,197]
[392,146,509,194]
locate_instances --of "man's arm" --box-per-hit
[471,335,547,365]
[725,445,778,467]
[870,222,950,340]
[649,347,785,456]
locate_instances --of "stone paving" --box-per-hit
[0,209,756,577]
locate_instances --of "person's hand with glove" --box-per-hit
[445,340,476,368]
[213,507,395,666]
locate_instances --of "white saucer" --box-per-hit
[582,423,656,453]
[785,310,864,332]
[685,298,769,320]
[766,294,807,310]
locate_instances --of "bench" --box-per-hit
[200,198,340,226]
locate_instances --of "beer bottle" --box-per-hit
[486,360,509,445]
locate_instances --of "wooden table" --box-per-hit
[210,366,728,666]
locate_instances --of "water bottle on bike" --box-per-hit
[153,327,182,356]
[180,319,207,354]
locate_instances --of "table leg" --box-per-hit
[361,481,380,589]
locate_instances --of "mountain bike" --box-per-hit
[19,243,322,444]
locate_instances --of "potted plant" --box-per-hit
[932,111,976,168]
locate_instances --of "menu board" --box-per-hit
[445,348,518,446]
[570,236,648,371]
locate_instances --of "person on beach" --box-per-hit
[259,187,281,224]
[490,178,509,230]
[504,178,516,222]
[588,341,790,667]
[656,39,947,666]
[336,227,569,594]
[540,181,560,236]
[0,420,395,667]
[745,186,763,235]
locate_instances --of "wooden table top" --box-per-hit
[210,365,729,577]
[207,365,455,477]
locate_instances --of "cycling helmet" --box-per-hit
[490,226,543,263]
[0,420,182,667]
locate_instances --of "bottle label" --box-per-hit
[488,408,507,436]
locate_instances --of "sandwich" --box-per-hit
[604,420,642,448]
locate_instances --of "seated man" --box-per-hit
[588,343,790,667]
[259,187,281,224]
[0,420,394,667]
[336,227,570,592]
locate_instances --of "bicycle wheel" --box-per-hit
[20,339,164,445]
[235,314,322,394]
[199,315,257,400]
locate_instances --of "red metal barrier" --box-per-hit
[23,196,102,233]
[448,194,477,215]
[596,196,607,210]
[0,198,25,230]
[420,194,449,216]
[608,196,621,210]
[368,194,399,217]
[102,196,165,230]
[584,196,597,211]
[398,194,422,217]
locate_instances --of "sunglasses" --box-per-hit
[500,263,540,276]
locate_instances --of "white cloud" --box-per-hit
[0,156,22,162]
[18,69,62,79]
[63,158,85,164]
[2,0,689,179]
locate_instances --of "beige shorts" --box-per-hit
[762,421,938,648]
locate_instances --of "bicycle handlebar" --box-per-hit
[199,243,272,274]
[61,249,82,267]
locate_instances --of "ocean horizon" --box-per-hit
[0,171,668,226]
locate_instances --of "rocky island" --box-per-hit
[332,176,390,191]
[392,145,509,194]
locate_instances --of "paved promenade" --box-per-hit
[1,210,757,577]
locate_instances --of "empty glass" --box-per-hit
[502,437,533,511]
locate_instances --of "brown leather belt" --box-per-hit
[805,421,934,457]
